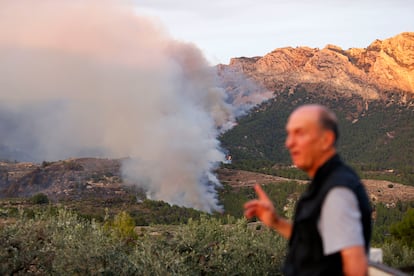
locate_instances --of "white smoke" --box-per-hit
[216,64,274,117]
[0,0,235,212]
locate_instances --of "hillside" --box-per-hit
[220,88,414,161]
[1,158,413,207]
[219,89,414,185]
[217,33,414,184]
[0,158,125,200]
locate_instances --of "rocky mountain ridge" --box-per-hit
[218,32,414,102]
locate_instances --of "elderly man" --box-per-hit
[244,104,371,275]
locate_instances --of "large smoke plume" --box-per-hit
[0,1,270,213]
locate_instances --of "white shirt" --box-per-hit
[318,187,364,255]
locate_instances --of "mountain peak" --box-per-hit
[219,32,414,101]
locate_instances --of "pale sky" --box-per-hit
[134,0,414,65]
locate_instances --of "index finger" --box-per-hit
[254,184,271,201]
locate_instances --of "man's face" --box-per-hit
[285,108,327,177]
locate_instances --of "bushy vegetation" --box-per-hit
[370,202,414,271]
[371,202,414,244]
[56,196,205,226]
[381,242,414,270]
[0,207,286,275]
[389,208,414,248]
[0,193,413,273]
[30,193,49,205]
[135,199,203,225]
[219,181,306,218]
[105,210,138,240]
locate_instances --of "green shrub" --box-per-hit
[171,215,287,275]
[105,211,137,240]
[0,208,139,275]
[132,215,287,275]
[390,208,414,248]
[381,241,414,270]
[30,193,49,204]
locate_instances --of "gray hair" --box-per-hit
[318,107,339,145]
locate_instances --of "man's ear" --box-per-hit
[322,130,336,150]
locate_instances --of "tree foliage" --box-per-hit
[104,210,137,240]
[0,198,414,273]
[30,193,49,204]
[0,207,287,275]
[390,208,414,248]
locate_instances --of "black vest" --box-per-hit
[283,155,372,276]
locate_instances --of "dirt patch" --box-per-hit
[218,168,414,204]
[217,168,307,188]
[362,179,414,204]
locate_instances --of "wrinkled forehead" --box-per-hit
[286,107,321,131]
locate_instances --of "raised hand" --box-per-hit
[243,184,292,239]
[244,184,278,226]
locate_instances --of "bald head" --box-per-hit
[291,104,339,145]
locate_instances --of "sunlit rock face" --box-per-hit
[218,32,414,101]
